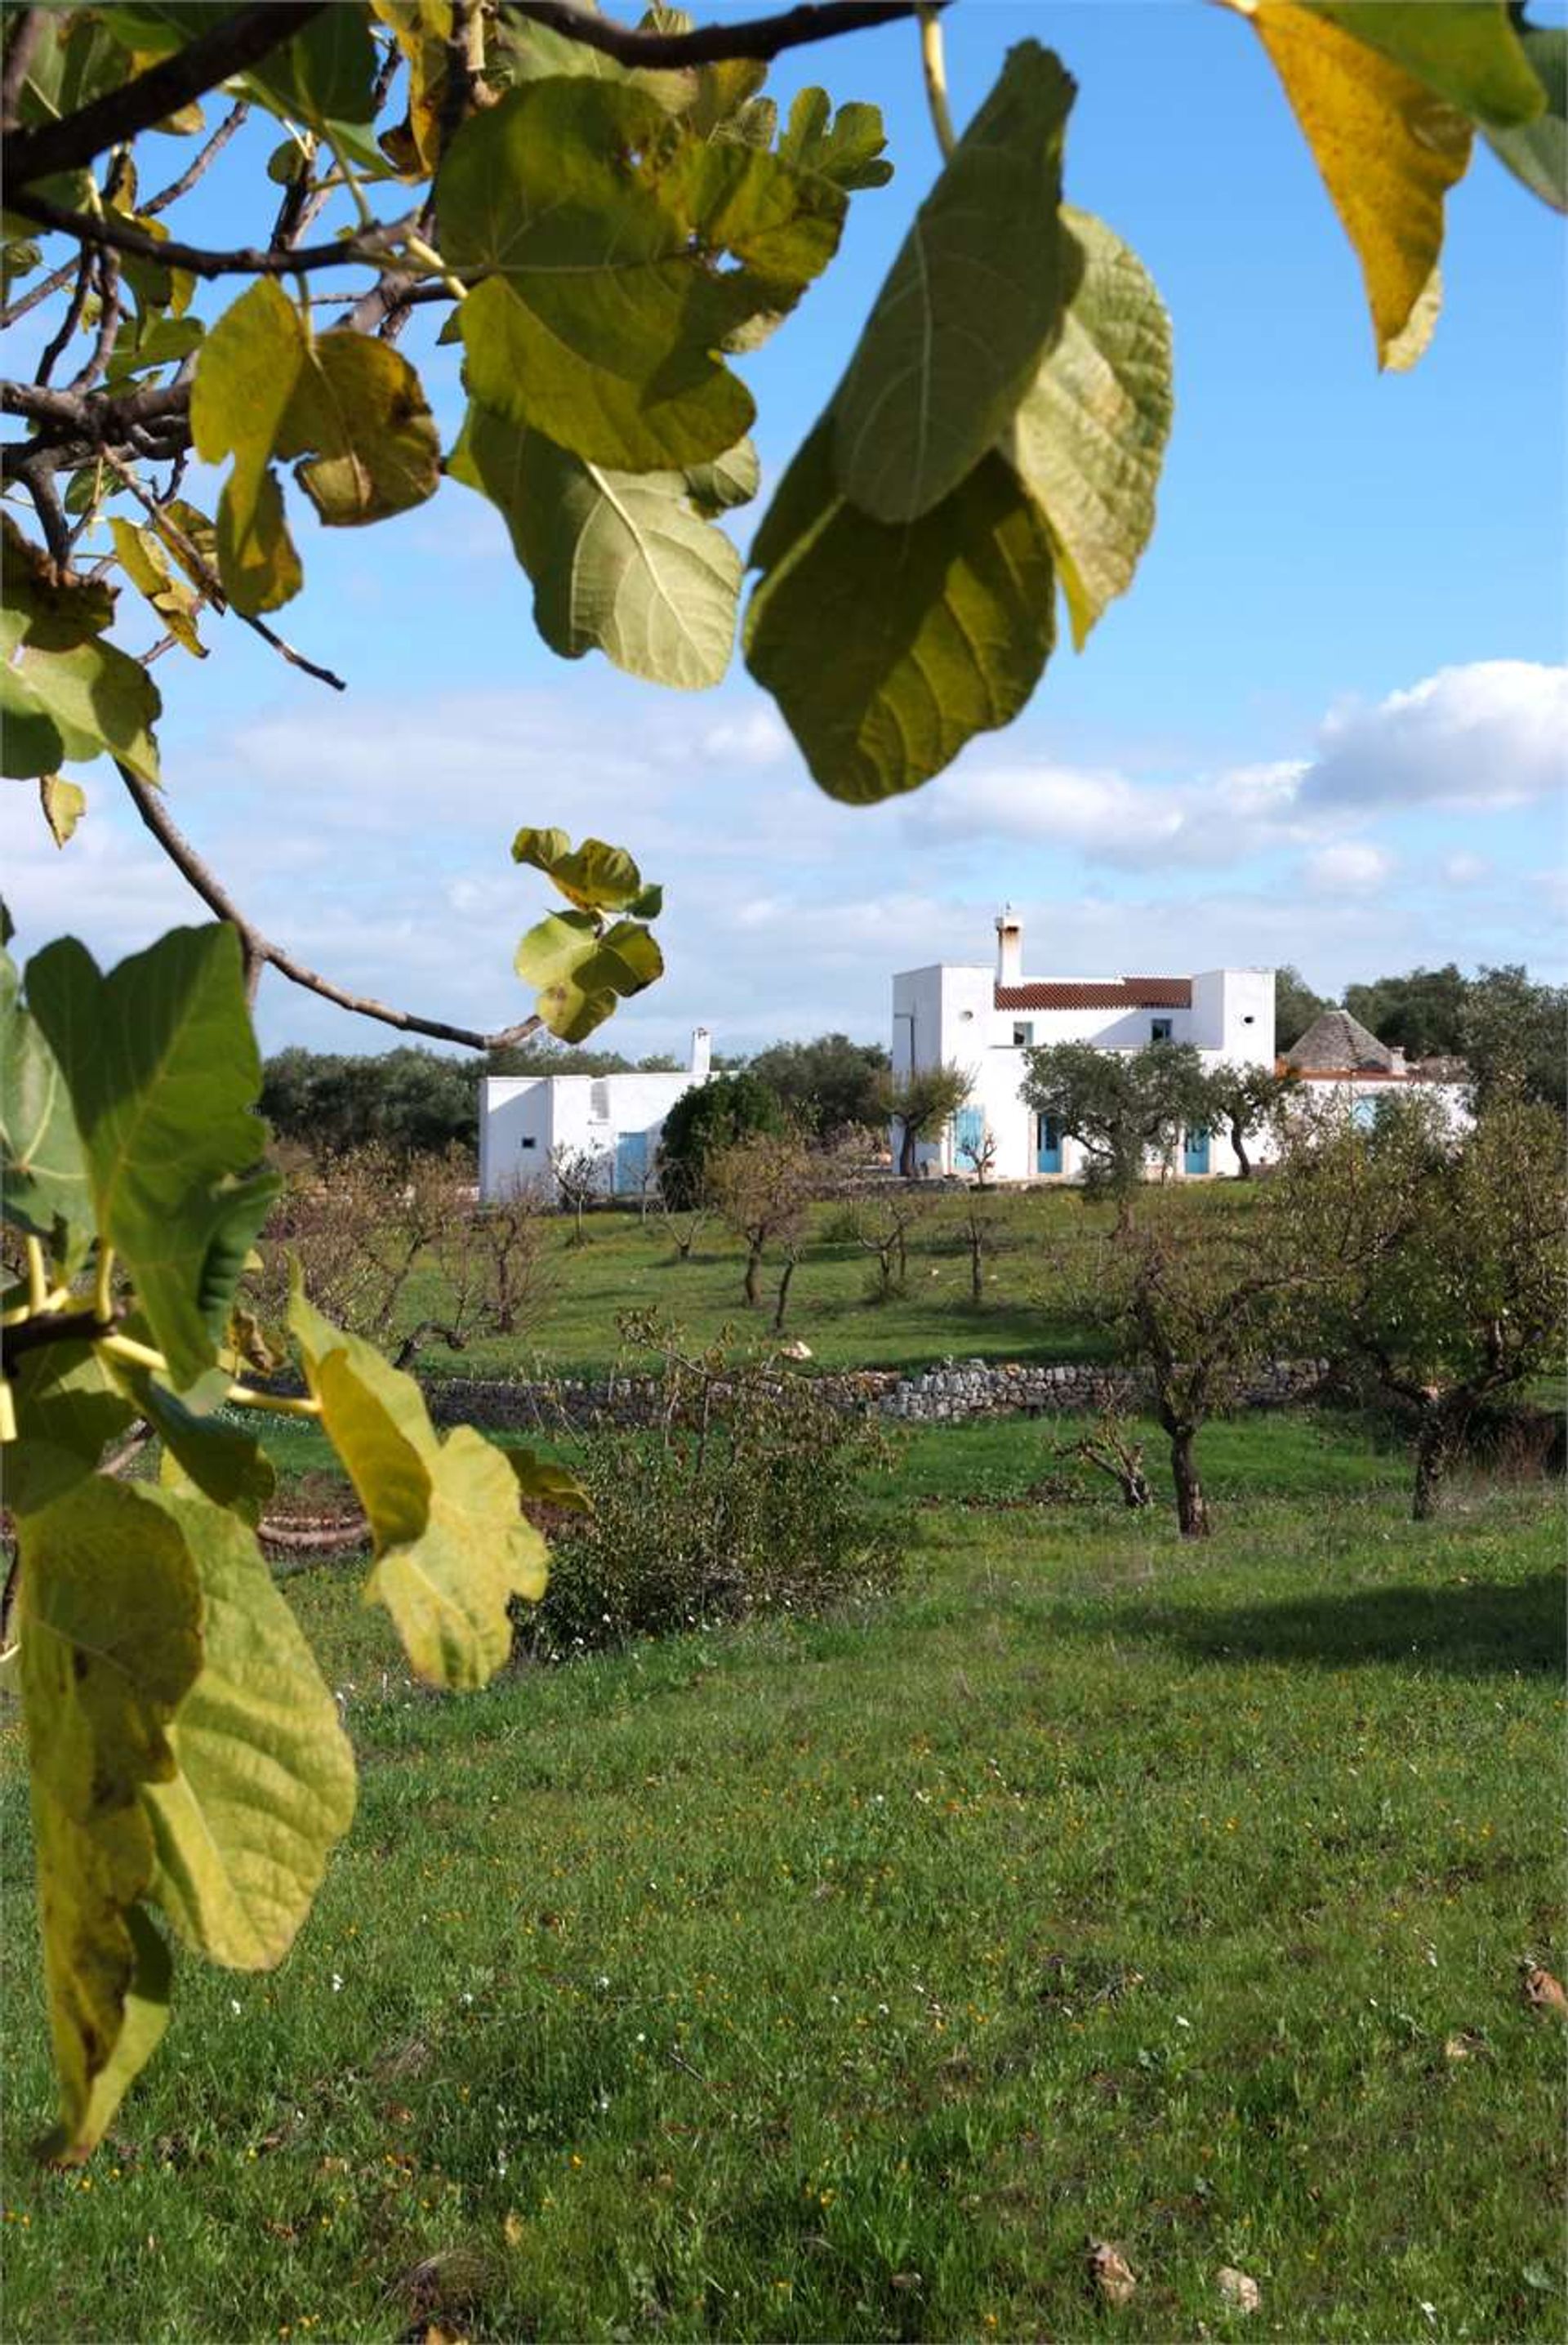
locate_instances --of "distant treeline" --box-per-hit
[261,965,1563,1160]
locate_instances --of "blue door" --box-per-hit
[615,1130,648,1193]
[1183,1126,1211,1175]
[1036,1112,1062,1175]
[954,1106,985,1170]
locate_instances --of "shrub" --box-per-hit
[523,1328,902,1657]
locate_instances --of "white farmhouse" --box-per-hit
[479,1028,713,1201]
[890,911,1276,1183]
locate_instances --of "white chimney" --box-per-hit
[996,906,1022,987]
[689,1027,712,1079]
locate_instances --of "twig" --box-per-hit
[114,760,545,1053]
[2,189,416,283]
[1,255,80,331]
[7,4,327,189]
[32,251,91,390]
[97,446,349,692]
[67,252,122,394]
[143,100,252,217]
[17,455,70,565]
[502,0,947,69]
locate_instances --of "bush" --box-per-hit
[523,1331,902,1658]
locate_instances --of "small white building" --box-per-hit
[479,1029,713,1201]
[890,912,1276,1182]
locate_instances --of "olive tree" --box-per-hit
[2,0,1557,2160]
[879,1062,973,1180]
[1022,1041,1209,1228]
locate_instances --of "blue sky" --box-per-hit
[4,1,1564,1058]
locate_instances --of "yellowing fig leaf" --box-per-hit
[831,42,1079,524]
[448,405,741,689]
[139,1488,356,1971]
[278,333,441,527]
[17,1477,203,2160]
[26,925,278,1398]
[510,829,659,914]
[507,1450,593,1514]
[0,524,161,785]
[291,1289,549,1690]
[1000,207,1174,649]
[745,421,1057,804]
[38,773,87,845]
[1230,0,1472,369]
[109,517,205,658]
[1312,2,1545,128]
[189,279,307,613]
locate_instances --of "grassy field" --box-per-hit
[392,1188,1161,1380]
[3,1412,1562,2344]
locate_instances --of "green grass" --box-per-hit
[3,1413,1562,2344]
[396,1188,1181,1380]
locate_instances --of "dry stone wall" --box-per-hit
[426,1358,1332,1433]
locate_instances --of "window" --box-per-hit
[1012,1021,1034,1046]
[520,1136,537,1151]
[1151,1017,1173,1041]
[589,1079,611,1121]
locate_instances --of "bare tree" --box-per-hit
[853,1182,938,1301]
[471,1176,556,1335]
[707,1128,817,1314]
[549,1142,608,1246]
[1054,1414,1152,1509]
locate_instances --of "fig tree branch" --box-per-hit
[503,0,948,68]
[114,761,545,1054]
[1,189,417,282]
[5,3,327,188]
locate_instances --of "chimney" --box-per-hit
[689,1027,712,1079]
[996,905,1022,988]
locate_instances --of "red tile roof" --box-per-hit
[996,979,1192,1011]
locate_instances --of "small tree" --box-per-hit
[953,1191,1006,1305]
[472,1177,556,1336]
[1085,1199,1294,1536]
[855,1182,940,1301]
[956,1117,999,1186]
[879,1063,973,1180]
[549,1143,608,1246]
[1199,1060,1298,1179]
[707,1128,817,1317]
[659,1071,786,1206]
[1022,1041,1209,1229]
[1276,1086,1567,1518]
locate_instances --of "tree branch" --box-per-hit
[2,189,416,282]
[503,0,947,67]
[143,99,252,217]
[6,4,327,189]
[114,761,544,1054]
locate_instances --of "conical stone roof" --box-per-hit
[1284,1007,1395,1073]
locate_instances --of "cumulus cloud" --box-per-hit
[2,657,1557,1061]
[1299,661,1567,809]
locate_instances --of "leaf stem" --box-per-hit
[24,1237,48,1314]
[224,1385,322,1419]
[403,232,467,305]
[918,6,957,159]
[98,1331,165,1373]
[93,1244,115,1326]
[0,1379,16,1444]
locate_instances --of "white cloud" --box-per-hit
[1441,851,1492,886]
[1301,842,1393,893]
[1300,661,1568,809]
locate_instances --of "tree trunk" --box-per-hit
[773,1257,795,1332]
[1412,1409,1460,1520]
[743,1244,764,1307]
[969,1228,983,1303]
[1169,1427,1210,1537]
[1231,1117,1252,1179]
[899,1122,917,1179]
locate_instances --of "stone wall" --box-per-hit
[426,1357,1333,1433]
